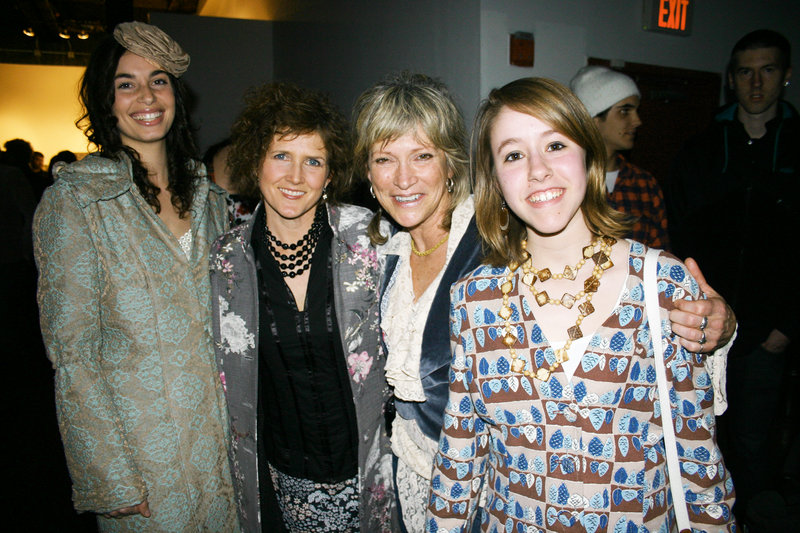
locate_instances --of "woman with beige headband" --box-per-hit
[33,22,237,531]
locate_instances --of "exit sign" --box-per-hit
[642,0,693,36]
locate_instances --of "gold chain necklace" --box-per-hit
[499,236,616,381]
[410,233,449,257]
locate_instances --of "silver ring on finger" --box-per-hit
[699,331,707,345]
[700,316,708,330]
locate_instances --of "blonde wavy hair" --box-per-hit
[352,72,469,245]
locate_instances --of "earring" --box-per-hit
[499,201,510,233]
[446,177,454,194]
[321,184,329,202]
[369,185,376,198]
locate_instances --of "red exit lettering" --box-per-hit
[658,0,689,31]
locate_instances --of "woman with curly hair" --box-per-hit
[210,82,395,532]
[33,22,236,531]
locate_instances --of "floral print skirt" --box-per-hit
[269,463,359,532]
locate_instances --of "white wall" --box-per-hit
[156,2,482,151]
[270,1,481,127]
[480,0,800,109]
[153,3,482,152]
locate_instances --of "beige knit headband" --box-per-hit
[113,21,190,78]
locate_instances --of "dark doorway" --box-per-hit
[588,58,721,187]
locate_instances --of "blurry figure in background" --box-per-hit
[33,21,237,531]
[3,139,36,189]
[204,139,258,225]
[48,150,77,180]
[2,140,51,203]
[31,151,46,173]
[668,29,798,528]
[570,65,669,249]
[0,159,36,294]
[2,138,34,176]
[210,82,394,532]
[2,138,33,169]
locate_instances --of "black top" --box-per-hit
[252,207,359,485]
[667,101,800,353]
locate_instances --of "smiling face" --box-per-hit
[594,94,641,157]
[491,106,588,239]
[258,131,329,228]
[729,47,792,118]
[112,51,175,152]
[367,127,452,234]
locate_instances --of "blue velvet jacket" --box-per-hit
[381,215,483,441]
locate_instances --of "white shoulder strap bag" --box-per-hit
[643,247,691,533]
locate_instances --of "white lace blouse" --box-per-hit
[380,196,474,478]
[178,228,192,258]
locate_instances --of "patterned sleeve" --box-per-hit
[654,253,736,530]
[426,281,490,533]
[33,184,146,512]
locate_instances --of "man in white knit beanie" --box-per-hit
[570,65,669,249]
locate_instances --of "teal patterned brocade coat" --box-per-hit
[33,154,238,532]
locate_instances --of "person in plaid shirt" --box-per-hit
[570,66,670,249]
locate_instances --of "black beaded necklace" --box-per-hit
[263,205,325,278]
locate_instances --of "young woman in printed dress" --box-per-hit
[426,78,736,532]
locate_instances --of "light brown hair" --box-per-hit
[473,77,632,266]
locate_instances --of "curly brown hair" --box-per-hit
[227,82,352,203]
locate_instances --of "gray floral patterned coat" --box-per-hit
[209,203,396,532]
[33,154,238,532]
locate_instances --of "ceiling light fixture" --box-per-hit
[23,27,35,37]
[58,30,70,39]
[77,30,89,40]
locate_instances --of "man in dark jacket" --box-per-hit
[667,29,797,525]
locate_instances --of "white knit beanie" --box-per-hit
[569,66,640,118]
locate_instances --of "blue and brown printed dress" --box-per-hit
[427,241,736,533]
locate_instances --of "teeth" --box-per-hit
[529,189,563,203]
[279,188,304,197]
[132,112,162,121]
[395,194,421,202]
